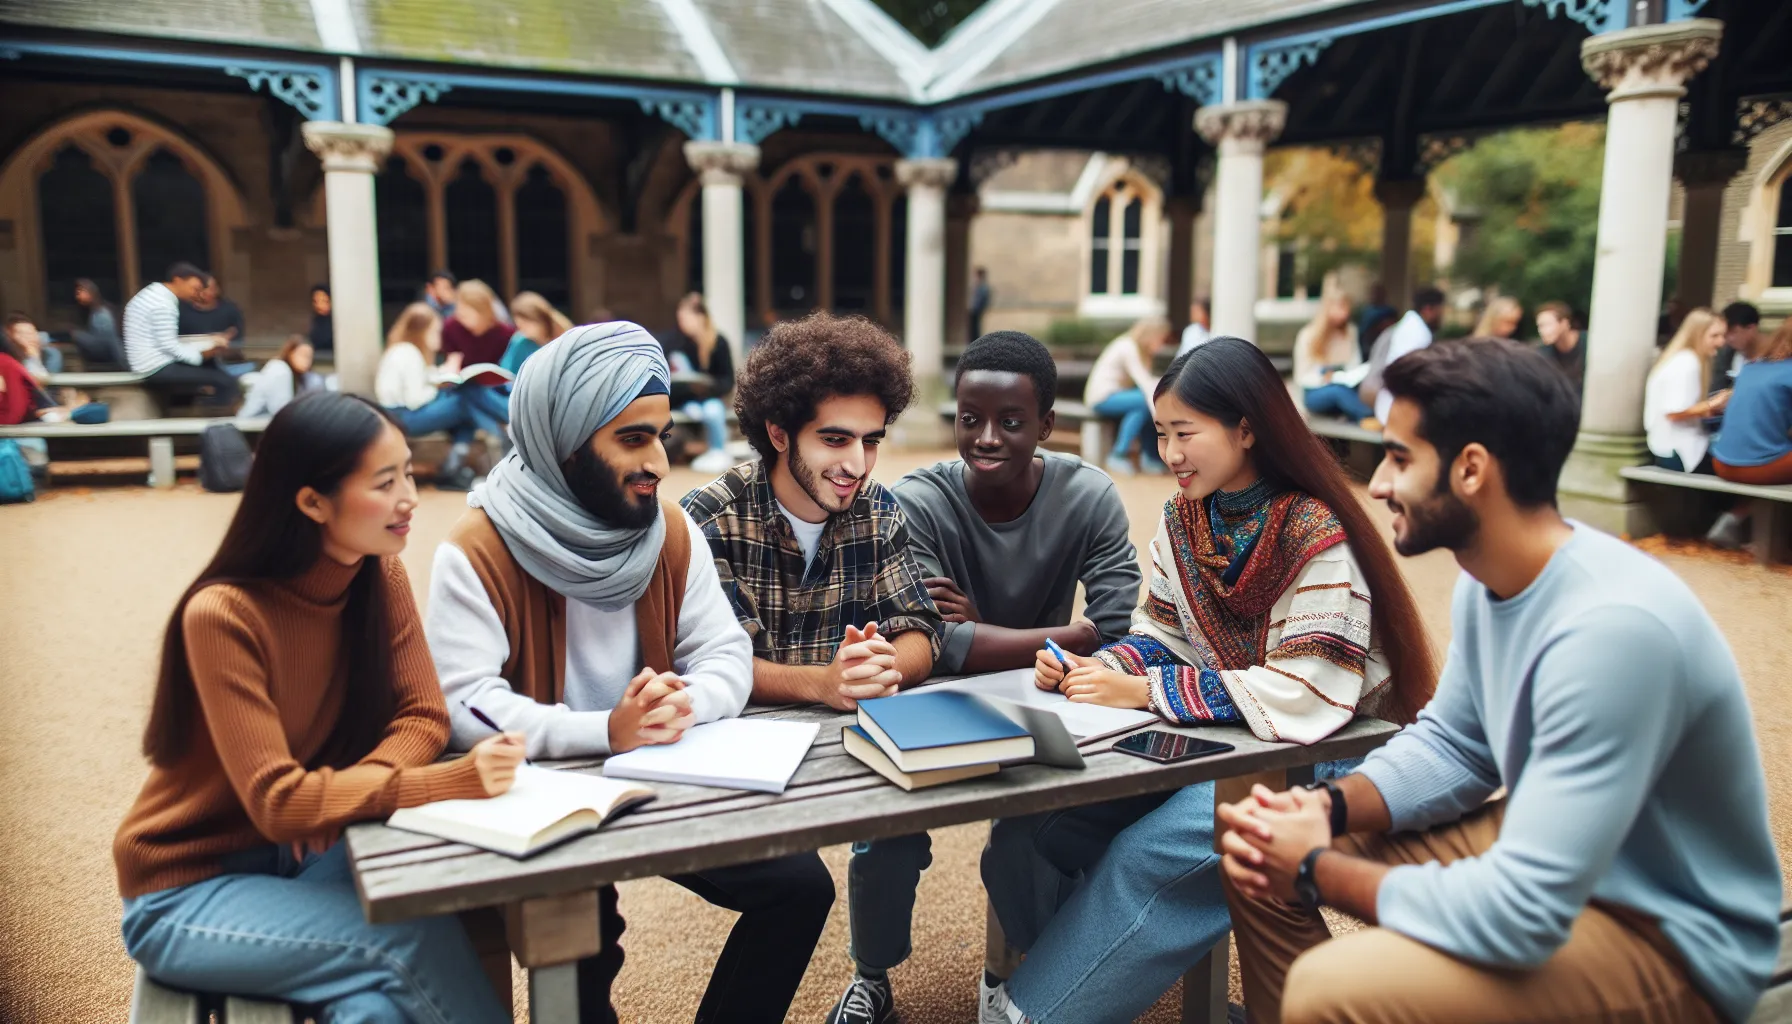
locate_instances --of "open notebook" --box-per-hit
[386,765,655,858]
[601,718,819,794]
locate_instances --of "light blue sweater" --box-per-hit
[1357,525,1780,1022]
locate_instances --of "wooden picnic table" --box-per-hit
[346,691,1397,1024]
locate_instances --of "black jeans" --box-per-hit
[145,360,241,404]
[576,851,835,1024]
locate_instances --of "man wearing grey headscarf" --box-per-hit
[425,321,834,1024]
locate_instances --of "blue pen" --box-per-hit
[1043,638,1072,673]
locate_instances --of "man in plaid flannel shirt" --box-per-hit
[680,312,943,1024]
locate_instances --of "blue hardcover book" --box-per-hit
[856,691,1036,772]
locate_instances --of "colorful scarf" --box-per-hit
[1140,483,1345,671]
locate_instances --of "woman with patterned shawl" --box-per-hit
[978,338,1437,1024]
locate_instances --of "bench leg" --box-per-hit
[130,967,200,1024]
[984,897,1024,981]
[149,436,175,489]
[221,995,295,1023]
[1748,498,1785,565]
[506,891,601,1024]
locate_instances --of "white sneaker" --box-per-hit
[979,974,1028,1024]
[691,449,737,475]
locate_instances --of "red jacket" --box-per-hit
[441,320,514,367]
[0,353,36,425]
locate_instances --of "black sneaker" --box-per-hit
[825,972,894,1024]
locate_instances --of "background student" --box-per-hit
[70,277,124,368]
[663,291,740,474]
[1713,316,1792,486]
[501,290,572,374]
[1085,316,1172,476]
[237,334,320,420]
[306,284,333,355]
[1295,282,1370,424]
[376,302,509,491]
[1644,307,1729,474]
[122,262,239,405]
[113,391,522,1023]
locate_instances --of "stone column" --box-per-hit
[683,141,760,368]
[1195,101,1287,341]
[894,157,958,448]
[1374,177,1427,312]
[302,122,395,398]
[1673,148,1748,309]
[1559,19,1723,535]
[946,191,979,349]
[1166,195,1200,336]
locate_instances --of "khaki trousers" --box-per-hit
[1222,801,1722,1024]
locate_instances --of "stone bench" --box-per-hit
[0,417,269,488]
[44,369,163,421]
[130,967,296,1024]
[1619,464,1792,564]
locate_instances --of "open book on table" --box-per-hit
[435,363,514,388]
[386,764,654,858]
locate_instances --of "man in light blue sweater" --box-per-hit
[1218,338,1780,1024]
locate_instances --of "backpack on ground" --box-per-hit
[0,439,35,503]
[199,422,253,493]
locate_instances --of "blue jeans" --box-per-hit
[846,833,933,972]
[121,844,507,1024]
[1092,389,1156,463]
[984,784,1231,1024]
[1304,383,1374,422]
[683,397,730,453]
[388,391,502,446]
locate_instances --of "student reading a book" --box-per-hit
[376,302,511,491]
[981,337,1438,1024]
[680,312,944,1024]
[425,322,833,1024]
[113,391,522,1023]
[1218,339,1777,1024]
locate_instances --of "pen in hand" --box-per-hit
[462,701,532,765]
[1043,637,1073,673]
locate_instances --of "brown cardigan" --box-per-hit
[443,500,693,704]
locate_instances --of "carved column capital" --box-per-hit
[1194,100,1288,150]
[683,141,761,187]
[1581,19,1722,102]
[1673,147,1749,188]
[895,157,958,191]
[301,122,395,174]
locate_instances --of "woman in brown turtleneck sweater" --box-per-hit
[115,392,521,1023]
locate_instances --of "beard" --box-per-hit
[563,444,660,529]
[1391,469,1479,556]
[787,442,861,515]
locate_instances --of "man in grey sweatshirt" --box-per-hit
[1218,338,1779,1024]
[824,331,1142,1024]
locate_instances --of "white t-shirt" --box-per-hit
[1177,323,1211,356]
[778,501,827,571]
[1374,311,1435,422]
[1644,349,1709,470]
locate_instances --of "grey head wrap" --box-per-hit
[469,320,671,609]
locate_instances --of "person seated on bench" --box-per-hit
[376,303,509,492]
[1217,338,1780,1024]
[238,335,321,420]
[177,274,246,356]
[1361,286,1445,426]
[664,291,741,475]
[681,312,941,1024]
[500,290,572,375]
[70,277,124,368]
[306,283,333,356]
[5,311,61,378]
[1086,316,1173,477]
[1645,307,1729,476]
[122,262,239,406]
[425,323,833,1024]
[1296,282,1373,426]
[114,391,521,1023]
[982,338,1437,1024]
[1471,295,1523,340]
[1713,316,1792,487]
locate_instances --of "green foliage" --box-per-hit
[871,0,990,45]
[1435,124,1606,317]
[1042,318,1114,354]
[1266,149,1385,290]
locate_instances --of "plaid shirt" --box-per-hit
[681,460,943,667]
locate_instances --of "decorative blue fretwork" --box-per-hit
[858,112,980,158]
[860,113,922,156]
[361,76,452,127]
[736,102,804,145]
[1521,0,1619,34]
[934,111,982,156]
[639,98,712,140]
[1156,55,1222,106]
[1247,39,1331,100]
[225,65,328,119]
[1666,0,1710,18]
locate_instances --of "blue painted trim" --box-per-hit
[732,93,969,156]
[1521,0,1623,35]
[353,67,715,137]
[1666,0,1710,20]
[939,49,1225,119]
[1244,0,1510,98]
[735,99,807,145]
[1246,39,1331,100]
[0,39,338,120]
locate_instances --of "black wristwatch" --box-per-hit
[1304,779,1348,837]
[1294,847,1327,910]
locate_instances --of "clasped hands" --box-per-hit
[608,668,698,753]
[1217,784,1335,903]
[818,621,903,710]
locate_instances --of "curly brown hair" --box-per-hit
[735,311,915,463]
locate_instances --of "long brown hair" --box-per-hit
[386,302,440,354]
[511,291,573,340]
[1154,337,1437,724]
[142,393,404,767]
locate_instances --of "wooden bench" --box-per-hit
[1618,464,1792,564]
[43,369,162,420]
[0,417,269,488]
[129,967,296,1023]
[1747,902,1792,1023]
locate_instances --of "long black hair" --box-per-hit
[143,392,404,767]
[1152,337,1437,725]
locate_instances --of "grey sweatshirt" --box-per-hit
[892,452,1142,675]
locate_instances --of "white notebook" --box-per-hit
[386,764,654,858]
[602,718,819,794]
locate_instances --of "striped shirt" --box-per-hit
[123,283,196,374]
[681,460,943,667]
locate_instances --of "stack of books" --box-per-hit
[844,691,1037,790]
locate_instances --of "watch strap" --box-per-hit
[1295,847,1327,910]
[1304,779,1349,837]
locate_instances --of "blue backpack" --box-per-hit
[0,439,34,503]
